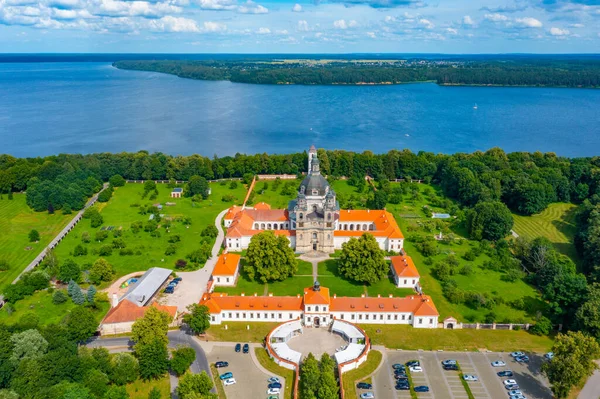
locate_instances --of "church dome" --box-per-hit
[299,173,330,197]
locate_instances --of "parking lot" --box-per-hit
[206,344,286,399]
[372,350,551,399]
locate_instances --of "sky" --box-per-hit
[0,0,599,53]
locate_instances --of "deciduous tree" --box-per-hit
[10,329,48,364]
[137,339,169,380]
[28,229,40,242]
[169,347,196,376]
[58,258,80,283]
[183,304,210,335]
[244,231,297,283]
[65,306,97,342]
[466,201,513,241]
[111,353,139,386]
[338,233,387,284]
[176,372,215,399]
[131,307,171,348]
[89,258,115,285]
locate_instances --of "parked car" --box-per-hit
[357,382,373,390]
[409,366,423,373]
[463,375,478,381]
[441,359,457,366]
[268,377,280,384]
[395,375,408,381]
[268,382,282,389]
[395,382,410,391]
[508,390,523,396]
[173,277,182,282]
[510,395,526,399]
[219,372,233,380]
[267,388,280,395]
[268,396,279,399]
[510,352,525,358]
[223,378,236,386]
[394,369,407,376]
[164,286,174,294]
[215,361,229,368]
[443,364,459,371]
[505,384,520,391]
[243,344,249,353]
[168,280,179,286]
[545,352,554,360]
[406,360,420,367]
[414,386,430,393]
[497,370,513,377]
[515,355,529,363]
[359,393,374,399]
[503,379,518,386]
[235,343,241,352]
[491,360,506,367]
[392,363,406,370]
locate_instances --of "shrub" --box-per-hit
[95,231,108,242]
[501,268,524,282]
[0,259,9,271]
[112,238,126,249]
[144,220,158,232]
[90,213,103,228]
[165,244,177,256]
[530,316,553,336]
[113,229,122,238]
[89,258,115,285]
[459,264,474,276]
[73,244,88,257]
[170,347,196,376]
[150,230,161,238]
[131,221,143,234]
[109,175,126,187]
[175,259,188,269]
[98,245,113,256]
[97,187,113,203]
[201,225,218,238]
[168,234,181,243]
[221,194,236,202]
[52,290,68,304]
[81,231,91,243]
[29,229,40,242]
[119,248,134,256]
[463,250,476,261]
[229,181,238,189]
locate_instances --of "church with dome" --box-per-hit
[224,145,405,254]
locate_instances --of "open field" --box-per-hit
[0,289,110,326]
[342,350,383,399]
[512,202,579,261]
[361,324,553,352]
[0,194,71,290]
[206,321,274,343]
[53,182,246,283]
[126,375,170,399]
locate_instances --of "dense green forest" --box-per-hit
[113,58,600,87]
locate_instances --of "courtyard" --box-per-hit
[286,327,347,359]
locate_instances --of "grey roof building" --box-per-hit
[121,267,172,307]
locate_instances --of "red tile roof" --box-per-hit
[253,202,272,210]
[213,252,240,276]
[102,300,177,324]
[224,205,243,221]
[200,293,303,314]
[329,294,438,316]
[226,208,294,239]
[303,286,331,305]
[337,210,404,239]
[390,255,420,278]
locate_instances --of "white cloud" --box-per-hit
[462,15,474,25]
[275,29,288,35]
[292,3,301,12]
[297,19,308,31]
[149,16,199,32]
[257,26,270,34]
[194,0,235,11]
[515,17,542,28]
[550,27,569,36]
[484,13,508,22]
[201,20,226,32]
[333,19,349,29]
[418,18,434,29]
[237,1,267,14]
[446,27,457,35]
[366,31,375,38]
[569,23,584,28]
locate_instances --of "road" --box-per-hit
[162,208,228,312]
[578,363,600,399]
[14,182,110,283]
[87,329,214,397]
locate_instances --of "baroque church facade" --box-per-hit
[224,146,404,253]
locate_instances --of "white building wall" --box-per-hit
[224,219,233,227]
[412,316,439,328]
[331,312,414,325]
[226,234,294,251]
[213,274,237,287]
[209,310,303,325]
[395,276,419,288]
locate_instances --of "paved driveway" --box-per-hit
[207,344,284,399]
[373,350,551,399]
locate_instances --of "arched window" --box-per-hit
[267,223,272,229]
[356,224,361,231]
[369,224,375,231]
[254,223,259,229]
[327,213,332,221]
[313,205,318,212]
[363,224,368,231]
[273,224,278,230]
[350,224,354,231]
[327,234,331,239]
[312,233,317,239]
[281,223,285,229]
[299,213,303,221]
[260,223,265,230]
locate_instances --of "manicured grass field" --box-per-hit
[512,202,579,261]
[296,260,313,275]
[342,350,383,399]
[206,321,274,343]
[361,324,553,352]
[126,376,170,399]
[53,182,246,282]
[0,289,110,326]
[0,194,72,291]
[251,179,301,209]
[255,348,295,399]
[366,276,415,298]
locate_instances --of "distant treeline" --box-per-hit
[113,58,600,87]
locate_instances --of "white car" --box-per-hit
[503,379,517,386]
[409,366,423,373]
[223,378,236,386]
[360,393,375,399]
[508,390,523,396]
[491,361,506,367]
[463,375,478,381]
[545,352,554,360]
[510,352,525,358]
[268,377,280,383]
[510,395,526,399]
[267,388,281,395]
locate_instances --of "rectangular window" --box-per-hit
[289,313,293,319]
[257,313,260,319]
[217,277,221,283]
[394,315,398,320]
[429,319,433,324]
[228,242,232,248]
[387,315,391,320]
[365,314,369,320]
[404,279,407,284]
[226,278,230,283]
[278,313,282,319]
[243,313,246,318]
[351,314,355,320]
[419,318,423,324]
[308,306,311,312]
[228,313,232,318]
[211,316,215,321]
[359,314,363,320]
[236,313,239,319]
[409,315,412,320]
[402,315,405,320]
[307,317,311,322]
[380,314,383,320]
[341,314,344,320]
[412,280,416,284]
[271,313,275,319]
[250,313,254,319]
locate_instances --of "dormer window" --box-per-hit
[312,189,319,196]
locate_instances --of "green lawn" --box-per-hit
[126,376,170,399]
[316,259,367,297]
[214,266,266,296]
[317,259,338,276]
[0,289,110,326]
[53,182,245,282]
[342,350,383,399]
[0,194,72,291]
[251,179,301,209]
[296,260,313,275]
[207,321,274,343]
[255,348,295,399]
[366,276,415,298]
[361,324,553,352]
[268,276,314,296]
[513,203,579,261]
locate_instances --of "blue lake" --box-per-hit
[0,62,599,158]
